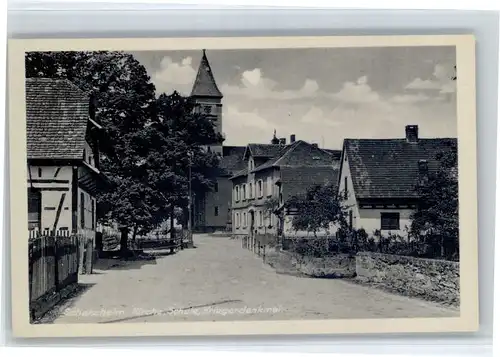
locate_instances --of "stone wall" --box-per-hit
[355,252,459,306]
[265,250,356,278]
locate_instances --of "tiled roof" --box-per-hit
[253,140,337,172]
[229,167,248,180]
[218,146,246,176]
[246,143,283,158]
[343,138,457,199]
[281,166,339,201]
[190,50,223,98]
[323,149,342,159]
[26,78,90,160]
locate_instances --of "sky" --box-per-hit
[130,46,456,150]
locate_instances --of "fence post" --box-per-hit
[85,238,93,274]
[78,235,85,274]
[28,240,34,321]
[53,235,60,292]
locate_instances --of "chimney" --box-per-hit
[405,125,419,143]
[279,138,286,146]
[290,134,296,143]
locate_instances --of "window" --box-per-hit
[381,212,400,230]
[349,210,353,230]
[249,158,254,170]
[235,186,240,202]
[242,184,247,200]
[249,183,253,199]
[259,211,263,227]
[258,180,263,198]
[344,177,348,199]
[214,206,219,216]
[243,212,247,227]
[80,192,85,228]
[235,213,240,228]
[214,181,219,192]
[38,168,42,177]
[28,188,41,230]
[203,105,212,114]
[267,177,273,196]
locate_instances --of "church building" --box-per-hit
[190,50,246,232]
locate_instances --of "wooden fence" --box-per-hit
[28,233,79,305]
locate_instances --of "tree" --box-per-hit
[26,51,161,253]
[409,143,459,260]
[148,92,224,234]
[26,52,224,253]
[263,197,281,244]
[284,184,349,237]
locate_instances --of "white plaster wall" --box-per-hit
[338,152,413,239]
[358,208,412,238]
[338,153,361,230]
[28,166,73,232]
[78,187,96,231]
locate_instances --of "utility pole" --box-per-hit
[187,150,193,247]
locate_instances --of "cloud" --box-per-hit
[300,106,341,127]
[221,68,319,100]
[152,56,197,96]
[331,76,381,103]
[405,63,456,94]
[144,55,456,149]
[389,93,431,104]
[405,78,441,90]
[225,105,274,131]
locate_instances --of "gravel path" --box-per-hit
[52,234,459,324]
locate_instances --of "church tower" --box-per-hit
[191,49,223,155]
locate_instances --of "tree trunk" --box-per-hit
[132,225,138,242]
[170,206,175,240]
[120,228,129,256]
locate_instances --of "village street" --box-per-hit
[51,234,459,324]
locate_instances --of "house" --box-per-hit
[26,78,108,241]
[192,146,246,232]
[189,50,247,232]
[230,133,341,238]
[337,125,457,238]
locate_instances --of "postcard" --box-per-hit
[8,35,478,337]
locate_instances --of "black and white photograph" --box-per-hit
[8,36,478,336]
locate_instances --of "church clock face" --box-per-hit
[203,105,212,114]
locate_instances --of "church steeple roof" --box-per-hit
[191,49,223,98]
